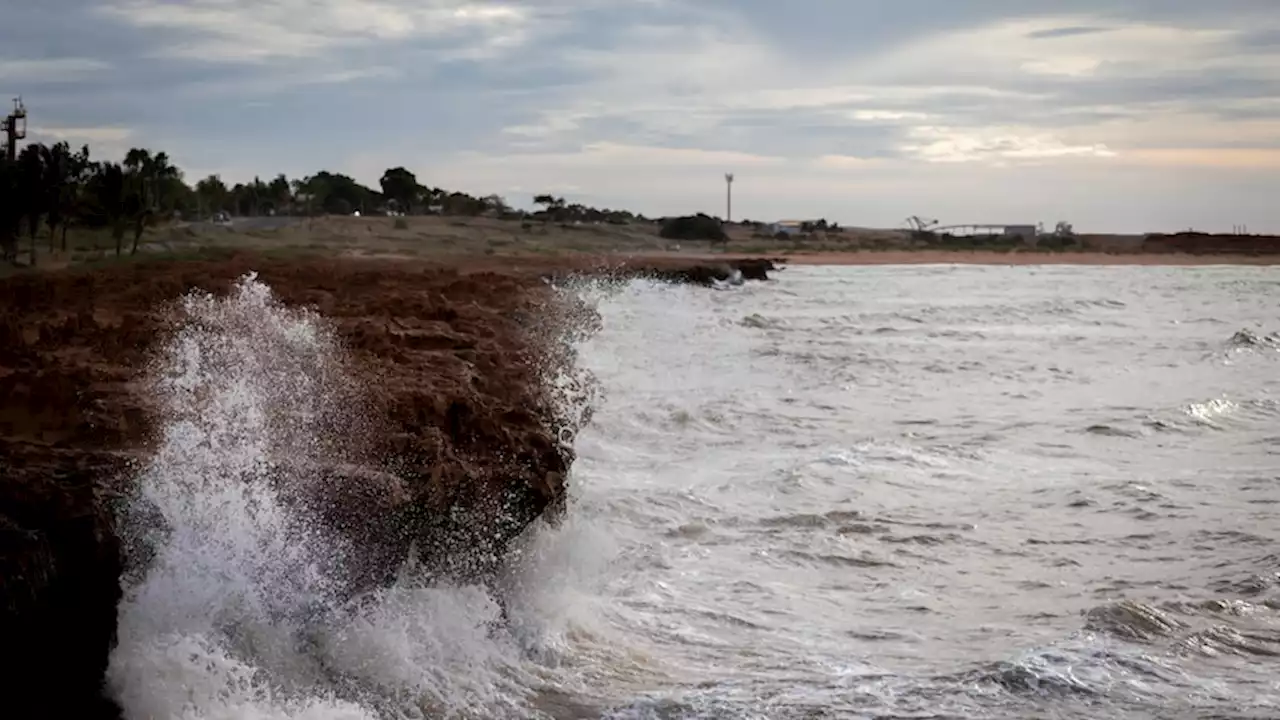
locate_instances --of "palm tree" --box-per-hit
[122,148,179,254]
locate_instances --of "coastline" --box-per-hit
[10,215,1280,275]
[0,241,1271,715]
[0,250,782,717]
[630,249,1280,267]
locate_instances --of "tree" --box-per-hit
[532,194,567,222]
[290,176,314,216]
[268,174,292,214]
[89,162,129,256]
[298,171,380,215]
[196,174,229,218]
[421,186,444,213]
[441,191,486,216]
[533,194,565,210]
[483,194,509,215]
[0,133,696,265]
[122,148,179,254]
[62,145,92,251]
[17,144,45,265]
[659,214,728,242]
[39,142,74,253]
[227,176,270,216]
[0,158,20,263]
[380,167,419,213]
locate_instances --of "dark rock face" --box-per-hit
[0,254,585,717]
[640,258,781,286]
[1,449,126,719]
[732,258,776,281]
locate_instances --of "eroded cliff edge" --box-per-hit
[0,252,777,716]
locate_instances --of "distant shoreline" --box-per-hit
[7,215,1279,273]
[638,250,1280,267]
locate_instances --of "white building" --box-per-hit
[769,220,806,235]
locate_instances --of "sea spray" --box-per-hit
[107,273,369,717]
[105,274,547,718]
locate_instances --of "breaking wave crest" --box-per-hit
[97,265,1280,719]
[106,273,609,719]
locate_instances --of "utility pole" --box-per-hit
[724,172,734,223]
[2,97,27,163]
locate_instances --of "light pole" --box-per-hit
[724,172,734,223]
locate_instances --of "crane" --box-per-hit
[904,215,938,240]
[904,215,938,232]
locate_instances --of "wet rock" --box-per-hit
[0,252,589,716]
[732,258,775,281]
[0,446,127,719]
[642,258,780,286]
[533,255,784,289]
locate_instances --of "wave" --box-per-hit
[1229,328,1280,350]
[106,274,614,719]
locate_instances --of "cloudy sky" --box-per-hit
[5,0,1279,232]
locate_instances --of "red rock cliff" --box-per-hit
[0,254,586,717]
[0,250,776,716]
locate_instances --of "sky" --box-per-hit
[4,0,1279,233]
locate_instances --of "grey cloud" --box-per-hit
[704,0,1269,62]
[1010,73,1280,116]
[1235,28,1280,49]
[0,58,109,84]
[2,0,1277,232]
[1026,26,1108,39]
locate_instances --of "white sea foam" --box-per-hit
[101,264,1280,719]
[106,273,610,719]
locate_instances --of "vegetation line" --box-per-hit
[0,140,660,266]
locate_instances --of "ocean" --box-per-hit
[107,264,1279,719]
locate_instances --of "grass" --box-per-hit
[2,215,1256,278]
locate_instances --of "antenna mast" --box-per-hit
[2,97,27,163]
[724,172,734,223]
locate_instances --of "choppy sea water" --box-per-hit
[108,266,1279,719]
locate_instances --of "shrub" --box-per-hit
[659,214,727,242]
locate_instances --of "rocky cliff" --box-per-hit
[0,251,776,716]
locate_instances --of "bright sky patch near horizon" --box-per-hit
[5,0,1278,233]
